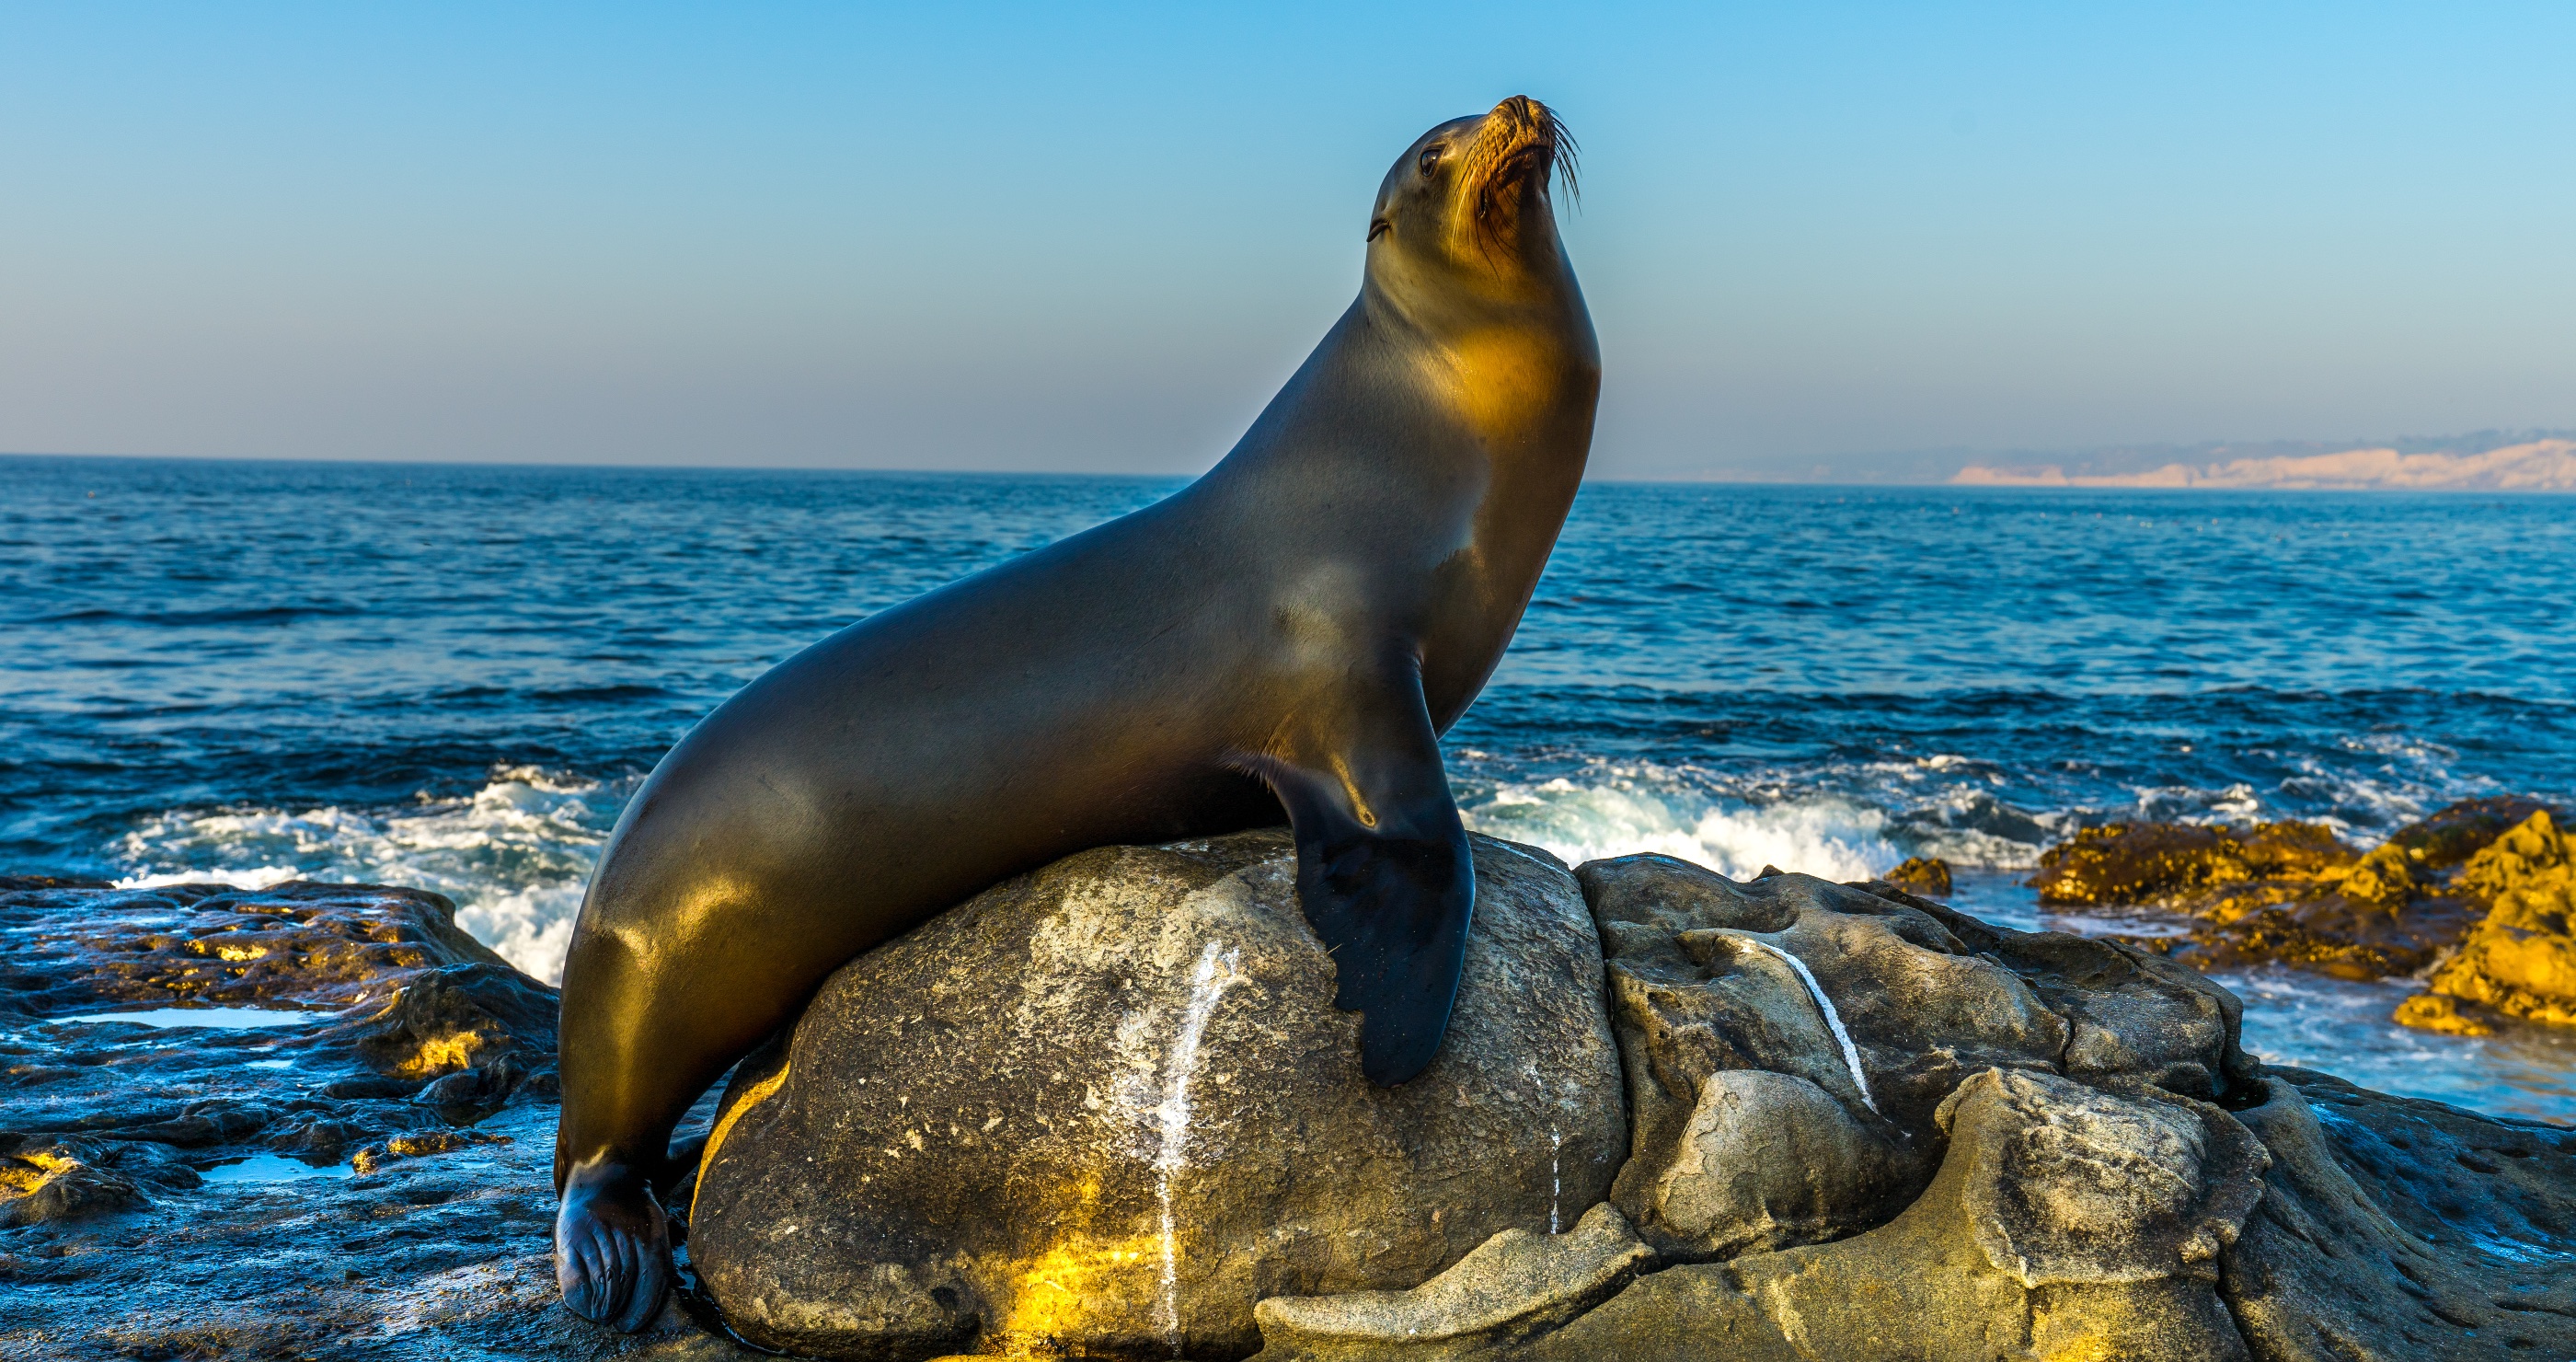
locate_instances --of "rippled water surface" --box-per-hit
[6,456,2572,1116]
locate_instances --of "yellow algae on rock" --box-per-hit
[350,1128,512,1175]
[2029,821,2352,908]
[1882,857,1952,898]
[2391,993,2495,1036]
[2417,811,2576,1026]
[2328,842,2416,912]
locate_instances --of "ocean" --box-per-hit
[6,454,2573,1119]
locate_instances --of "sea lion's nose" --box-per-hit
[1492,95,1541,131]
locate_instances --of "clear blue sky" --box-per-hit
[5,3,2571,478]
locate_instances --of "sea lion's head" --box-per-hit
[1366,96,1580,304]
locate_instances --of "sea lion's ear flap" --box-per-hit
[1237,666,1475,1088]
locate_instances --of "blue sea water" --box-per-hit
[6,454,2574,1118]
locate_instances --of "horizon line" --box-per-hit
[9,444,2576,494]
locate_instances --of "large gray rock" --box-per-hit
[15,846,2574,1361]
[685,830,1627,1361]
[1581,856,2137,1260]
[1511,1067,2271,1362]
[1246,867,2576,1362]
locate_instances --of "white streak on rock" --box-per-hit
[1154,941,1242,1354]
[1743,939,1879,1114]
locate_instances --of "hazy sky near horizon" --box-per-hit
[5,4,2573,478]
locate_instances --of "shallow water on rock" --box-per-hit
[199,1152,355,1183]
[2219,967,2576,1125]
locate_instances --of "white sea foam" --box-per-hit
[1461,768,1903,883]
[110,765,628,985]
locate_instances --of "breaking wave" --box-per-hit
[1453,753,2058,883]
[111,766,629,985]
[96,738,2497,989]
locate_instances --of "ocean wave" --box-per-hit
[111,766,627,985]
[1449,750,2072,883]
[1465,778,1897,882]
[89,731,2506,991]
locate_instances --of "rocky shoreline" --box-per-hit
[2009,797,2576,1038]
[6,821,2576,1359]
[0,876,741,1359]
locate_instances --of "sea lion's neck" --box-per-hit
[1357,271,1600,726]
[1192,264,1595,693]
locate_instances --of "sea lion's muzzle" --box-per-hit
[1465,96,1575,247]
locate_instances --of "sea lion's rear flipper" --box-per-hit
[1248,662,1475,1088]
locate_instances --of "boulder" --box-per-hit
[1301,1068,2271,1362]
[685,831,1627,1361]
[1242,863,2574,1362]
[16,843,2576,1361]
[2415,811,2576,1026]
[1254,1067,2576,1362]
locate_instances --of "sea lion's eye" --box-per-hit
[1419,146,1443,179]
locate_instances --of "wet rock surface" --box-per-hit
[0,878,752,1360]
[9,851,2576,1360]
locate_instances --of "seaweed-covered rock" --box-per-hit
[2388,796,2564,871]
[2417,811,2576,1026]
[685,830,1627,1361]
[0,880,517,1018]
[2027,816,2511,982]
[2030,821,2352,907]
[0,880,562,1154]
[1880,856,1951,897]
[2390,991,2500,1036]
[0,1135,190,1228]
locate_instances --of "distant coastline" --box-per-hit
[1952,436,2576,491]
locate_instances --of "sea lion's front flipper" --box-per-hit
[1248,662,1474,1087]
[555,1154,673,1332]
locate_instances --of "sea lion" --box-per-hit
[553,94,1599,1332]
